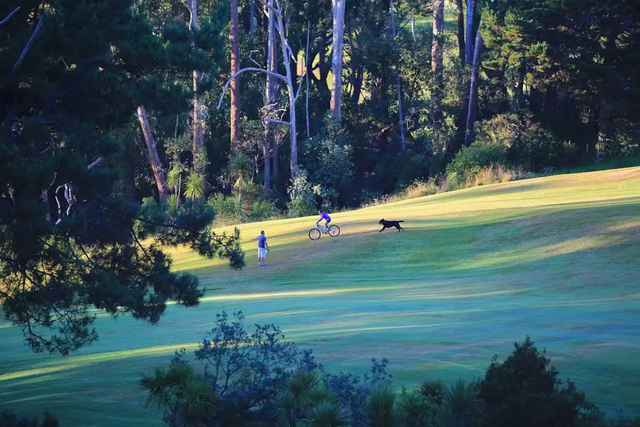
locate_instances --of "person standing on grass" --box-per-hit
[251,230,270,267]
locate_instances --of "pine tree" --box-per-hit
[0,0,243,355]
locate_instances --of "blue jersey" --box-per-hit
[320,213,331,221]
[257,235,267,248]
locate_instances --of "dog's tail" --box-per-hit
[398,221,404,223]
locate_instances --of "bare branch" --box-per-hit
[0,6,20,29]
[218,67,287,110]
[257,0,282,16]
[263,118,291,126]
[248,50,263,68]
[6,13,45,83]
[294,76,304,102]
[87,157,104,170]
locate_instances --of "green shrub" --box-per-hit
[398,387,437,427]
[419,379,445,407]
[248,200,277,221]
[475,113,579,171]
[302,114,354,208]
[446,143,507,181]
[0,411,59,427]
[479,337,600,427]
[287,168,318,217]
[207,193,239,222]
[366,384,396,427]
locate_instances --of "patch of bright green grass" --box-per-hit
[1,168,640,426]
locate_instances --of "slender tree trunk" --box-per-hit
[230,0,241,144]
[465,0,475,65]
[192,70,204,171]
[189,0,205,173]
[597,98,612,159]
[250,0,255,43]
[305,22,311,140]
[264,0,277,189]
[411,17,416,39]
[219,1,298,178]
[264,131,271,189]
[464,25,483,147]
[456,0,465,64]
[274,6,298,173]
[432,0,445,123]
[516,62,526,109]
[331,0,347,140]
[137,105,169,202]
[390,0,406,152]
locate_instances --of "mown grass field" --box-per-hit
[1,168,640,426]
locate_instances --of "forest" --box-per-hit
[3,0,639,223]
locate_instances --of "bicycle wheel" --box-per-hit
[328,224,341,237]
[308,228,321,240]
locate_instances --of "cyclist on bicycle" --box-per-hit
[317,209,331,233]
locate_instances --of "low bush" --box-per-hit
[446,143,508,182]
[141,315,640,427]
[207,193,238,223]
[0,411,58,427]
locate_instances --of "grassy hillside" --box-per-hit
[1,168,639,426]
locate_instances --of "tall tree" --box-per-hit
[230,0,241,144]
[0,0,244,355]
[263,0,278,188]
[188,0,205,173]
[465,20,483,147]
[219,0,303,178]
[331,0,347,139]
[465,0,476,65]
[137,105,169,202]
[432,0,445,122]
[390,0,406,151]
[456,0,465,63]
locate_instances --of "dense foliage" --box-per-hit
[0,412,58,427]
[0,0,243,354]
[142,314,640,427]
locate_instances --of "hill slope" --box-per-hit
[1,167,640,426]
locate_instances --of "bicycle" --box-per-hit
[308,224,341,240]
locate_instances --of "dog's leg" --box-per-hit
[379,227,385,232]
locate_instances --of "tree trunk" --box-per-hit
[136,105,169,202]
[274,6,298,173]
[456,0,465,64]
[331,0,347,140]
[230,0,241,144]
[516,62,526,109]
[597,98,613,159]
[305,22,311,140]
[465,0,475,65]
[218,0,298,179]
[432,0,445,123]
[390,0,406,152]
[264,0,277,189]
[411,17,416,39]
[464,25,483,147]
[189,0,205,173]
[250,0,255,43]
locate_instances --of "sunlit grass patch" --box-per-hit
[1,167,640,426]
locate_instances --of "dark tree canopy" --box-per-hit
[0,0,243,355]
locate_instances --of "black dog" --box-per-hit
[379,219,404,232]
